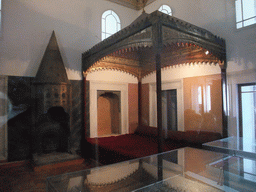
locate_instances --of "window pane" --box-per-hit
[112,11,120,23]
[105,33,111,38]
[241,84,256,92]
[106,15,117,35]
[158,5,172,16]
[163,5,172,13]
[237,22,243,28]
[241,89,255,143]
[236,0,242,22]
[102,19,106,33]
[102,10,121,40]
[244,17,256,26]
[161,9,169,14]
[242,0,256,20]
[236,0,256,28]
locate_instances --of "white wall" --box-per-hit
[142,63,221,84]
[86,70,138,83]
[0,0,138,79]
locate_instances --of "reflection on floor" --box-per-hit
[0,159,98,192]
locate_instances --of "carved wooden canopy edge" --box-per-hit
[82,11,226,79]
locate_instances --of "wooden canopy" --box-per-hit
[82,11,227,152]
[82,11,226,80]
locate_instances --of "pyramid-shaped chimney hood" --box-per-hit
[35,31,69,84]
[33,31,71,118]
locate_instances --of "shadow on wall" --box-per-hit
[7,77,33,161]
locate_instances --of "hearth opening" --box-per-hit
[42,132,60,154]
[34,106,70,154]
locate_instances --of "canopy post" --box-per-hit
[152,20,164,181]
[156,53,163,181]
[152,20,164,154]
[156,53,163,153]
[221,65,228,138]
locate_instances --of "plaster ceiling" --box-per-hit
[106,0,156,10]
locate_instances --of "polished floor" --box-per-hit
[0,159,97,192]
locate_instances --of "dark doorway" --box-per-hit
[162,89,177,131]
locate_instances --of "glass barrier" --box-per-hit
[203,136,256,159]
[46,147,256,192]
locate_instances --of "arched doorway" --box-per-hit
[97,91,120,137]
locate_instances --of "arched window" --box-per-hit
[101,10,121,40]
[158,5,172,16]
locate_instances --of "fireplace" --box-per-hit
[34,106,70,154]
[32,31,73,163]
[7,32,83,163]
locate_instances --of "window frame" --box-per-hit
[158,4,172,16]
[235,0,256,29]
[101,10,121,41]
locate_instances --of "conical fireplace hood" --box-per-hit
[35,31,69,84]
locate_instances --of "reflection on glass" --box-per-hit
[47,148,256,192]
[206,85,211,112]
[184,74,222,133]
[240,84,256,180]
[162,89,177,131]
